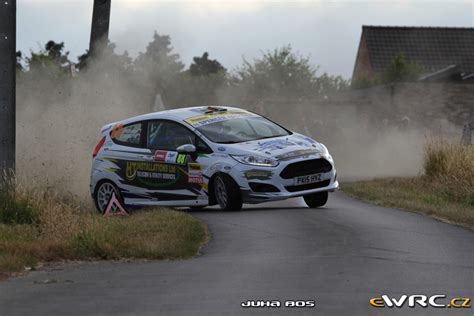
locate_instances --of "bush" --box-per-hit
[0,185,40,225]
[423,139,474,202]
[70,229,109,259]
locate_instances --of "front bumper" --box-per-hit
[229,155,339,204]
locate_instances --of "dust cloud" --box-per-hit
[230,85,463,181]
[16,58,151,199]
[16,55,462,201]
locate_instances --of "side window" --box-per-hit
[112,122,142,147]
[196,137,212,154]
[147,121,195,150]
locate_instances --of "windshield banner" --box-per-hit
[184,110,257,127]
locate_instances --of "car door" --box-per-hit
[143,120,210,205]
[103,121,154,204]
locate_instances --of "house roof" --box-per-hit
[361,26,474,74]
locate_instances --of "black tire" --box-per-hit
[93,181,123,214]
[303,191,328,208]
[213,173,243,211]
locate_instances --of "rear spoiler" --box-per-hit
[100,122,116,135]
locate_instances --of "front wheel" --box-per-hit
[213,174,243,211]
[303,191,328,208]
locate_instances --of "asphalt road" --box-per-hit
[1,192,474,316]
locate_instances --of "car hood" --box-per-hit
[219,133,327,161]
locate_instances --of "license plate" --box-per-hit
[293,173,322,186]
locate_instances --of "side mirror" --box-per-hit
[176,144,196,154]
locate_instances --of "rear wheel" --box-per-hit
[94,181,123,214]
[213,174,243,211]
[303,191,328,208]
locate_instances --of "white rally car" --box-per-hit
[90,106,338,212]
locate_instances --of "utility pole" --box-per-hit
[0,0,16,176]
[89,0,111,57]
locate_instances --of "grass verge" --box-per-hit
[0,180,207,280]
[342,177,474,229]
[342,140,474,229]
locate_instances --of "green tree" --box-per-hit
[236,45,316,98]
[169,52,228,105]
[76,41,133,76]
[352,53,425,88]
[234,45,347,100]
[134,31,185,102]
[26,41,71,78]
[383,52,424,83]
[16,51,23,72]
[315,73,349,95]
[189,52,226,76]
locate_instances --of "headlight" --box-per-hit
[231,155,279,167]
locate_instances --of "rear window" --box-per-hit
[111,122,142,147]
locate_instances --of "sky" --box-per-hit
[17,0,474,79]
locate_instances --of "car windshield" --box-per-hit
[195,116,290,144]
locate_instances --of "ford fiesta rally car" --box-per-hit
[90,106,339,212]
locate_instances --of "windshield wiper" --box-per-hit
[255,134,287,141]
[216,140,242,144]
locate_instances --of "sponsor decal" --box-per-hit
[275,149,319,161]
[184,110,256,127]
[211,153,227,158]
[188,163,203,184]
[165,151,177,163]
[176,153,187,164]
[107,159,203,190]
[188,177,203,184]
[295,134,317,144]
[104,141,114,147]
[154,150,167,161]
[370,295,471,309]
[154,151,184,164]
[253,139,296,152]
[111,123,124,139]
[293,140,312,148]
[243,170,273,180]
[126,161,177,181]
[189,163,202,171]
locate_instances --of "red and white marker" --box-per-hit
[103,193,129,217]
